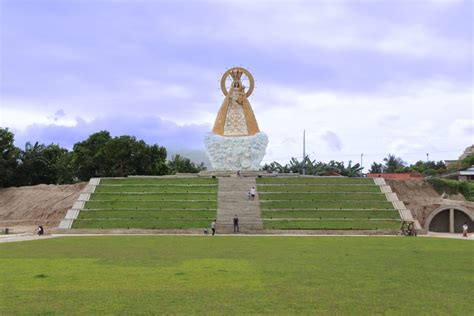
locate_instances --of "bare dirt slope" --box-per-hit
[386,179,474,228]
[0,183,86,231]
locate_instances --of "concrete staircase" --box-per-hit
[216,177,263,233]
[374,177,422,231]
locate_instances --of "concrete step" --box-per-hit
[216,177,263,231]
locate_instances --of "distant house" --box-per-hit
[445,145,474,168]
[440,165,474,181]
[366,172,423,180]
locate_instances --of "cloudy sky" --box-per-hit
[1,0,472,169]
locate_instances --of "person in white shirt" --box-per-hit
[211,220,217,236]
[249,186,256,201]
[462,222,468,237]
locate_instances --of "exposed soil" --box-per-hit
[0,183,86,232]
[386,179,474,228]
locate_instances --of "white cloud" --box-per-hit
[3,77,471,170]
[253,79,473,167]
[179,1,472,62]
[0,103,80,131]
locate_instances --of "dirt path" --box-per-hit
[0,183,86,232]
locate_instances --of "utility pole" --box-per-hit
[302,130,306,176]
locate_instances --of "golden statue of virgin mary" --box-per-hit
[212,67,260,136]
[204,67,268,171]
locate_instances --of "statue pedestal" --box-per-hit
[204,132,268,171]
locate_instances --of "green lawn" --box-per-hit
[260,200,394,210]
[100,178,217,185]
[262,210,400,219]
[257,185,381,192]
[78,210,216,220]
[84,200,217,210]
[0,237,471,315]
[257,177,375,184]
[96,185,217,193]
[72,220,211,229]
[90,193,217,201]
[264,219,400,230]
[259,192,387,201]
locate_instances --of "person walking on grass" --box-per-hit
[233,214,239,233]
[462,222,469,237]
[211,220,217,236]
[249,186,256,201]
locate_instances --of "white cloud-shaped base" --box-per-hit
[204,132,268,171]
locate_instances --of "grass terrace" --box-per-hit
[258,177,375,184]
[100,177,217,185]
[257,177,400,230]
[72,177,218,229]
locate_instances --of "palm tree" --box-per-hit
[383,154,407,173]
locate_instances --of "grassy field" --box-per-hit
[0,236,472,315]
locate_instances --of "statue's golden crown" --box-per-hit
[230,69,243,81]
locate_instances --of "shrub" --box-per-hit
[428,178,470,199]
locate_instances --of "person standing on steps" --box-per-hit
[233,214,239,233]
[249,186,256,201]
[211,219,217,236]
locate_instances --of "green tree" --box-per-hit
[56,150,76,184]
[102,136,167,177]
[410,160,446,176]
[72,131,169,179]
[459,154,474,169]
[145,144,168,175]
[340,161,363,177]
[167,154,206,174]
[72,131,111,180]
[15,143,70,185]
[369,162,384,173]
[263,156,363,177]
[383,154,408,173]
[0,128,20,187]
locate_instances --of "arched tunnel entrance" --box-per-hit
[426,206,473,233]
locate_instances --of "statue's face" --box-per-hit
[233,81,242,89]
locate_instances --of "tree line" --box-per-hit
[263,153,473,177]
[0,128,205,188]
[2,126,471,186]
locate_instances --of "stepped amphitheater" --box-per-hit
[258,177,401,230]
[57,174,416,234]
[61,177,218,230]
